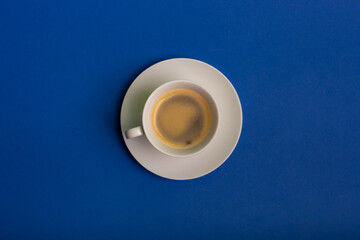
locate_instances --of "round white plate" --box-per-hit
[120,58,242,180]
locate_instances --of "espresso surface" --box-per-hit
[152,89,211,149]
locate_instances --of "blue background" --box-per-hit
[1,0,360,239]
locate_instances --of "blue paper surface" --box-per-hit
[1,0,359,239]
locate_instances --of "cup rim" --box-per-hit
[142,80,219,158]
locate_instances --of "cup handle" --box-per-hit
[125,126,144,139]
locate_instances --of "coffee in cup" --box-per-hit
[152,89,211,149]
[125,80,218,157]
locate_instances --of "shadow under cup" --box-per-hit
[143,80,219,157]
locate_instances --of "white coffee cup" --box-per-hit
[125,80,219,157]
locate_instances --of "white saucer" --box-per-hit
[120,58,242,180]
